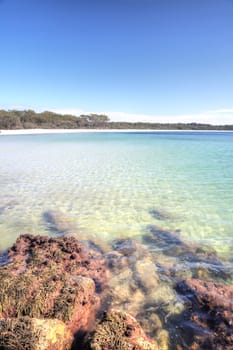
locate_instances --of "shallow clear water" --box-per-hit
[1,131,233,347]
[0,132,233,258]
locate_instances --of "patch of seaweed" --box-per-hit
[0,234,107,332]
[0,317,73,350]
[85,311,131,350]
[0,317,38,350]
[84,310,158,350]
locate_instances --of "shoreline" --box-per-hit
[1,128,233,135]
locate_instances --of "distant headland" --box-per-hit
[0,109,233,131]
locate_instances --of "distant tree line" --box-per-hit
[0,110,110,129]
[0,109,232,130]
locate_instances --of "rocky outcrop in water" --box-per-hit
[107,233,233,350]
[0,317,73,350]
[0,234,108,348]
[176,278,233,350]
[1,230,232,350]
[0,234,168,350]
[84,309,159,350]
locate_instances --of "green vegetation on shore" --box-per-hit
[0,109,232,130]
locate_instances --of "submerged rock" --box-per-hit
[144,225,221,264]
[0,252,11,267]
[107,236,175,348]
[107,238,162,318]
[149,209,171,221]
[0,317,73,350]
[42,210,77,236]
[105,251,129,271]
[143,225,230,282]
[84,309,159,350]
[134,259,159,292]
[108,266,146,316]
[143,225,186,256]
[176,278,233,349]
[156,329,169,350]
[112,238,139,256]
[108,236,180,336]
[138,311,162,336]
[0,234,107,335]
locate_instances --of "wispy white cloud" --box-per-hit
[52,108,86,116]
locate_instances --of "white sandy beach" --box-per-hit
[0,129,153,135]
[0,128,232,135]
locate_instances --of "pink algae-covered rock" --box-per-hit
[0,317,73,350]
[177,278,233,350]
[84,309,159,350]
[0,234,107,335]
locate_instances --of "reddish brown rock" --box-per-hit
[0,234,107,335]
[176,278,233,350]
[84,309,159,350]
[8,234,106,289]
[0,317,73,350]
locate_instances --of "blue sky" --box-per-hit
[0,0,233,124]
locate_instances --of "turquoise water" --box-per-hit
[0,131,233,257]
[1,131,233,347]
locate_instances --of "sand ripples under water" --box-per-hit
[0,132,233,348]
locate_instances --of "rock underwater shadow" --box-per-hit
[149,208,172,221]
[143,225,232,282]
[42,210,78,236]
